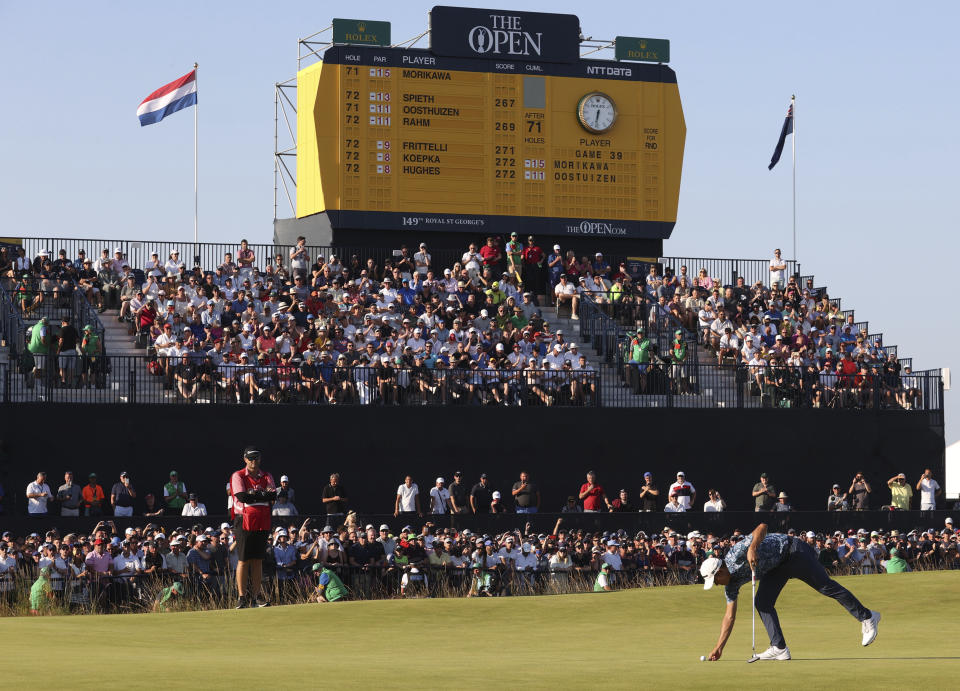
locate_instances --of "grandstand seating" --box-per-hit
[0,238,941,411]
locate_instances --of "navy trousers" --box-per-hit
[754,538,871,649]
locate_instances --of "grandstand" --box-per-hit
[0,237,943,414]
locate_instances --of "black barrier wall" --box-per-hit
[0,404,944,518]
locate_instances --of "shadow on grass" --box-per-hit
[790,656,960,661]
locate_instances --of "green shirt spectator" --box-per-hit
[156,581,184,611]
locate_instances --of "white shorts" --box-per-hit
[920,503,936,511]
[113,506,133,517]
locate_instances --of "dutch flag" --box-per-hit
[137,70,197,127]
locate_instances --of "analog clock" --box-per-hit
[577,92,617,133]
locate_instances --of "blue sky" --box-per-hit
[1,1,956,442]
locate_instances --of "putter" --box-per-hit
[747,569,759,663]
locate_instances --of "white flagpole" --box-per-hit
[791,93,796,262]
[194,62,199,254]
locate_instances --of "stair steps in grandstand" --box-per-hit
[100,308,143,356]
[544,302,748,409]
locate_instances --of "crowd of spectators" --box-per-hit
[616,250,923,410]
[5,237,624,406]
[1,514,955,614]
[16,467,950,520]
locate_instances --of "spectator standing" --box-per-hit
[394,476,422,518]
[669,472,696,510]
[775,492,792,511]
[26,471,53,516]
[848,472,872,511]
[916,469,941,511]
[81,473,106,517]
[752,473,777,512]
[110,472,136,517]
[429,478,451,515]
[449,471,468,514]
[469,474,493,514]
[163,471,188,515]
[638,472,659,512]
[887,473,913,510]
[511,471,540,514]
[827,484,848,511]
[181,494,208,517]
[322,473,348,525]
[56,471,82,517]
[278,475,296,505]
[703,489,726,512]
[579,471,610,512]
[769,248,786,288]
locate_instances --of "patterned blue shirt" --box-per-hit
[723,533,791,603]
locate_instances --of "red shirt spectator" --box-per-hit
[578,471,609,512]
[479,239,501,268]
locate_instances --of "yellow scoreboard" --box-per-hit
[297,45,685,239]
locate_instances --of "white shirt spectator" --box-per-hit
[769,253,786,288]
[396,483,419,512]
[668,480,696,510]
[664,501,685,513]
[0,555,17,591]
[427,485,449,514]
[26,480,53,514]
[497,546,519,569]
[703,498,726,512]
[182,501,208,517]
[112,552,143,578]
[918,477,940,510]
[414,249,431,277]
[602,550,623,571]
[515,550,538,570]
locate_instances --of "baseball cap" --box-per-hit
[700,557,723,590]
[644,472,652,478]
[806,531,816,539]
[436,477,445,484]
[280,475,289,482]
[379,524,390,531]
[492,491,501,499]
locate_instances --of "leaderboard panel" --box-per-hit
[297,46,685,239]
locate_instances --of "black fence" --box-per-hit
[10,237,465,287]
[601,359,943,411]
[658,255,801,289]
[2,352,941,412]
[578,290,699,368]
[2,355,603,407]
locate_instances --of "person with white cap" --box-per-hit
[547,244,564,294]
[700,522,880,661]
[429,477,451,515]
[774,492,792,512]
[668,472,696,510]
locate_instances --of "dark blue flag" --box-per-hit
[768,103,794,170]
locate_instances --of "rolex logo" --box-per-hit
[357,22,366,32]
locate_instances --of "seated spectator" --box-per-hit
[181,494,207,517]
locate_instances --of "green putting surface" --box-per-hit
[4,571,958,689]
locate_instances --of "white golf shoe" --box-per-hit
[754,646,791,660]
[861,610,881,646]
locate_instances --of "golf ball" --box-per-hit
[700,656,706,662]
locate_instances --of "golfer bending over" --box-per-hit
[701,523,880,661]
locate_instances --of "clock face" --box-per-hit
[577,92,617,133]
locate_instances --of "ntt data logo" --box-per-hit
[466,16,543,56]
[566,220,628,236]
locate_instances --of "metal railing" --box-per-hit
[0,281,27,356]
[578,289,698,368]
[72,290,106,345]
[658,256,801,290]
[602,359,942,411]
[12,238,463,285]
[1,356,602,407]
[6,354,933,410]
